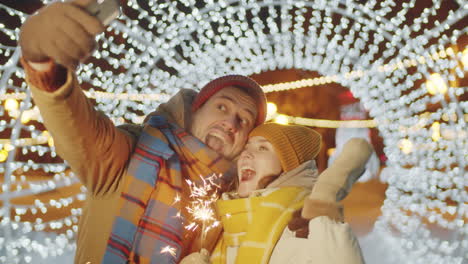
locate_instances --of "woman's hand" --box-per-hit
[288,208,310,238]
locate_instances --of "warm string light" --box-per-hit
[272,113,378,128]
[0,0,466,263]
[0,91,169,102]
[262,47,461,93]
[267,102,377,128]
[1,46,461,102]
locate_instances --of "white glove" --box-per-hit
[310,138,373,202]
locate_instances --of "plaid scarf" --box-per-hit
[211,187,309,264]
[103,115,232,264]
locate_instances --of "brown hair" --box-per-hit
[256,174,281,190]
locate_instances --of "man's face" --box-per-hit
[190,86,258,161]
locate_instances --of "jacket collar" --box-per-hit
[144,88,197,129]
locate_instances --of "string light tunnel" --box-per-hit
[0,0,467,263]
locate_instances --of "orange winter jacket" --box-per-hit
[22,61,217,263]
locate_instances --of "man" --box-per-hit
[19,0,267,263]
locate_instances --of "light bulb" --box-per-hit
[274,114,289,125]
[4,98,19,111]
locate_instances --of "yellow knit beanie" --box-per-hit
[249,123,322,173]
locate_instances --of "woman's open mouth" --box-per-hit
[239,167,256,181]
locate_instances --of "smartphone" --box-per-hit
[85,0,121,26]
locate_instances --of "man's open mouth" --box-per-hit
[209,127,234,143]
[205,134,225,153]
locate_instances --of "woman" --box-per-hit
[182,123,372,264]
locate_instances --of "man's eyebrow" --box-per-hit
[219,95,235,103]
[218,95,256,120]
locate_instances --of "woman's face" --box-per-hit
[236,136,282,197]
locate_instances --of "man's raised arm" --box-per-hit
[19,0,135,196]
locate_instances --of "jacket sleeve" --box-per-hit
[27,69,136,197]
[305,216,365,264]
[270,216,365,264]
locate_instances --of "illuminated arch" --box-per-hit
[0,0,466,262]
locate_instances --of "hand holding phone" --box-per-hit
[20,0,107,68]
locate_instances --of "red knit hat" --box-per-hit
[191,75,267,126]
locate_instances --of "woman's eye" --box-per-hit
[259,146,268,151]
[240,118,248,126]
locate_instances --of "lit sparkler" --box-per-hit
[160,245,177,258]
[185,174,222,248]
[172,193,181,205]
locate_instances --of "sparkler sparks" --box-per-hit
[172,193,181,205]
[185,174,222,247]
[174,211,182,219]
[160,246,177,258]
